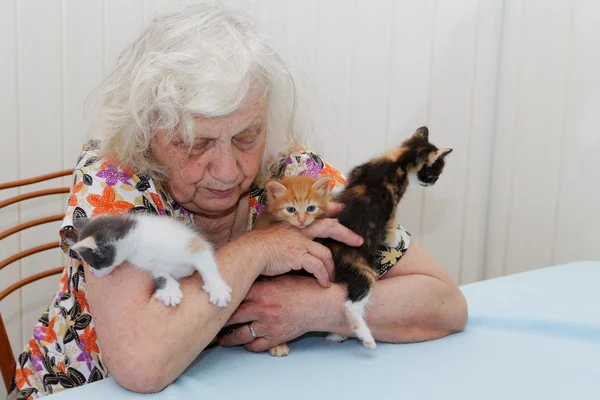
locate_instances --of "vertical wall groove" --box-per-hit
[482,0,507,279]
[344,0,356,171]
[14,0,24,353]
[383,0,397,150]
[550,1,575,265]
[500,0,525,277]
[419,0,438,239]
[458,0,482,282]
[61,0,66,173]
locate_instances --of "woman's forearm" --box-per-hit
[88,233,265,393]
[319,274,468,343]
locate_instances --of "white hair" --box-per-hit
[84,1,317,184]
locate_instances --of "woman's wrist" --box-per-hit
[216,231,265,281]
[311,282,349,334]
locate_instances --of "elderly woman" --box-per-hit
[9,3,467,398]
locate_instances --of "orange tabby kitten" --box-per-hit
[254,175,332,230]
[253,175,332,357]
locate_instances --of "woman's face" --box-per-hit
[153,93,268,216]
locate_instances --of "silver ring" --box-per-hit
[248,324,257,339]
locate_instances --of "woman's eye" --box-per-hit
[307,205,316,212]
[286,207,296,213]
[234,128,259,147]
[181,139,211,155]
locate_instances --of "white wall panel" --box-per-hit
[421,0,480,282]
[17,0,67,351]
[552,0,600,266]
[1,2,600,394]
[387,0,436,241]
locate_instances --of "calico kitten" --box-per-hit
[323,126,452,349]
[252,175,332,357]
[253,175,332,230]
[66,213,232,308]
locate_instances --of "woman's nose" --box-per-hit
[208,144,239,184]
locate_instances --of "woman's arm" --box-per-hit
[85,218,363,393]
[220,241,467,350]
[86,236,264,393]
[323,242,468,342]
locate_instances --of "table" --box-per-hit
[47,261,600,399]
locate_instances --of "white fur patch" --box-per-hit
[344,294,376,349]
[72,236,98,251]
[385,226,403,248]
[195,251,232,307]
[408,173,421,186]
[325,333,348,343]
[154,275,183,307]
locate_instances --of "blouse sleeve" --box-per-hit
[266,148,412,278]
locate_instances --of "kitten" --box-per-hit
[252,175,333,357]
[253,175,333,230]
[322,126,452,349]
[66,213,232,308]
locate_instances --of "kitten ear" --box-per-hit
[266,180,288,198]
[71,236,98,253]
[72,217,90,233]
[312,176,333,196]
[413,126,429,141]
[439,148,453,158]
[429,148,453,164]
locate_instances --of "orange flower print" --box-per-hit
[15,367,33,387]
[57,361,67,374]
[150,192,164,213]
[249,196,259,210]
[28,339,42,358]
[321,162,346,190]
[59,270,69,293]
[87,186,134,216]
[68,181,84,206]
[43,317,59,344]
[74,288,90,314]
[80,325,100,355]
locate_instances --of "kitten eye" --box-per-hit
[286,207,296,213]
[306,205,316,212]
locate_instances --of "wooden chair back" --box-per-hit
[0,169,73,391]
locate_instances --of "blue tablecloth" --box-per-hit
[47,261,600,399]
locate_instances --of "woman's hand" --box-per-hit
[251,210,362,288]
[219,275,342,351]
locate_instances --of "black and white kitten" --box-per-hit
[67,213,232,308]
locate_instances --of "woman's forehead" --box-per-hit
[192,96,267,138]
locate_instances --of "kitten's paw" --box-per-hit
[268,344,290,357]
[154,287,183,307]
[385,226,403,248]
[325,333,348,343]
[203,280,232,307]
[360,335,377,350]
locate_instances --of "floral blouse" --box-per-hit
[8,142,411,399]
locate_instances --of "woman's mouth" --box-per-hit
[207,187,236,198]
